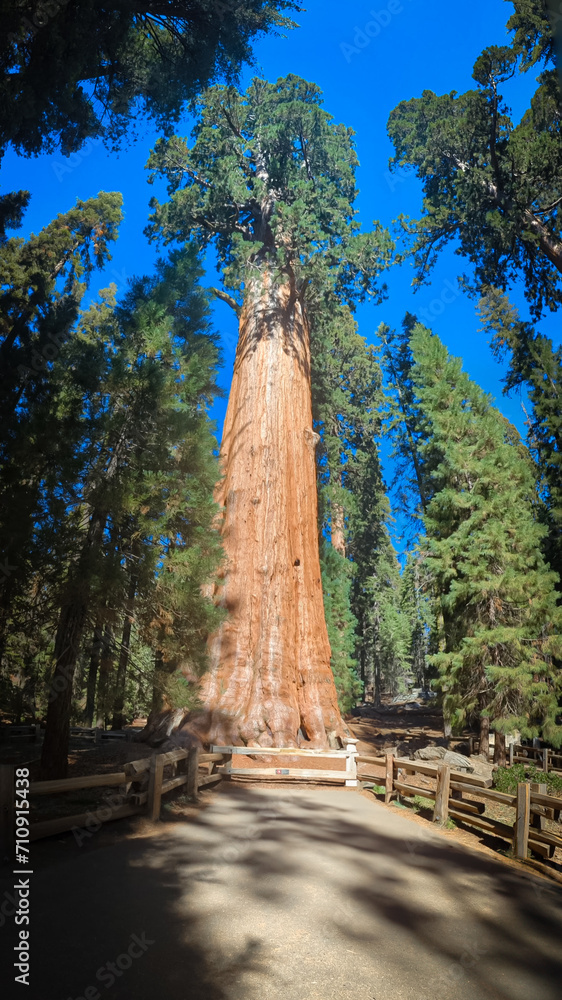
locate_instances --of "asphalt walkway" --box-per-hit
[2,785,562,1000]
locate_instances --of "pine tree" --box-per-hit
[399,550,435,692]
[310,300,395,704]
[319,544,362,714]
[31,247,224,777]
[147,74,392,747]
[409,324,562,750]
[479,287,562,584]
[0,193,123,669]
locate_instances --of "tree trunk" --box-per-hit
[40,601,88,779]
[111,576,136,730]
[479,713,490,760]
[200,271,346,748]
[95,625,114,728]
[331,502,346,557]
[493,730,506,766]
[84,623,103,727]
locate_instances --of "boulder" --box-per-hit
[413,745,474,772]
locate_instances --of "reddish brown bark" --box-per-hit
[331,503,346,557]
[199,272,346,748]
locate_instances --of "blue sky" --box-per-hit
[2,0,559,552]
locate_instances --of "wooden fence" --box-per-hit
[357,752,562,861]
[211,740,358,786]
[2,738,560,865]
[0,725,131,745]
[0,747,228,852]
[508,743,562,774]
[0,741,358,851]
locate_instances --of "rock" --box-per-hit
[414,745,447,761]
[413,744,474,772]
[443,750,474,772]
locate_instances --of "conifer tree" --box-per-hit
[0,193,123,668]
[479,287,562,584]
[0,1,300,159]
[387,5,562,319]
[409,324,562,752]
[319,544,362,713]
[147,74,391,747]
[23,247,225,777]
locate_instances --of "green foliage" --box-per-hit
[411,795,435,812]
[479,287,562,584]
[409,324,562,744]
[0,211,225,726]
[146,74,392,300]
[310,301,413,701]
[387,6,562,319]
[0,1,301,159]
[494,762,562,796]
[320,543,362,713]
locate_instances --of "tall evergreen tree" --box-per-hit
[0,192,123,667]
[409,324,562,752]
[479,286,562,584]
[14,246,225,777]
[319,543,362,714]
[146,74,391,747]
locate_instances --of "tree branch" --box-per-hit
[209,287,241,316]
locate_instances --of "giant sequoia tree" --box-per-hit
[387,10,562,318]
[147,75,391,747]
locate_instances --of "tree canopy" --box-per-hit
[0,0,301,159]
[387,10,562,318]
[146,74,392,302]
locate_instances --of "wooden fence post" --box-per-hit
[345,739,358,787]
[542,748,549,773]
[186,746,200,801]
[147,753,164,821]
[0,764,14,861]
[514,781,530,859]
[385,754,394,804]
[434,764,451,825]
[509,742,514,767]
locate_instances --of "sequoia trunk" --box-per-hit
[200,273,346,747]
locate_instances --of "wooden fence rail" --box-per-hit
[357,752,562,862]
[508,743,562,773]
[211,741,358,786]
[0,747,228,852]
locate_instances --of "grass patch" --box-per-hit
[412,795,435,812]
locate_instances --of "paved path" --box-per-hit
[2,785,562,1000]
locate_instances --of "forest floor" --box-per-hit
[3,783,562,1000]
